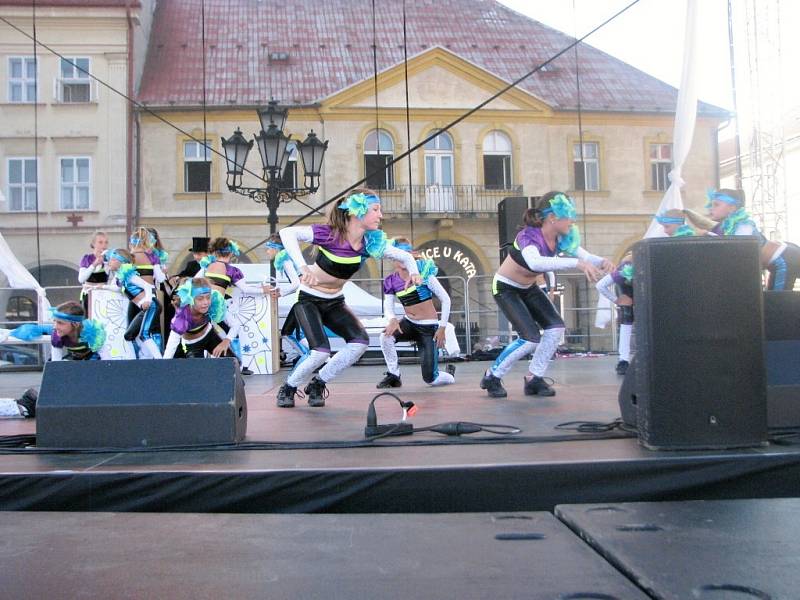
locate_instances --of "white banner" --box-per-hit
[88,288,136,360]
[228,291,278,374]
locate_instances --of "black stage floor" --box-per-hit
[1,357,800,513]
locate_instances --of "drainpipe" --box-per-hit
[125,0,135,238]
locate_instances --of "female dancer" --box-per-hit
[596,255,634,375]
[698,188,800,290]
[481,191,612,398]
[277,189,419,408]
[378,237,456,388]
[264,233,301,298]
[199,237,271,374]
[125,227,166,351]
[655,209,697,237]
[50,300,108,361]
[106,248,162,358]
[163,278,235,359]
[77,231,109,314]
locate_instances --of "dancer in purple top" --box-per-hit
[277,188,419,408]
[481,191,612,398]
[77,231,109,313]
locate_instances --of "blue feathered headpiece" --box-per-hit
[274,249,292,273]
[542,193,577,220]
[392,239,413,253]
[79,319,106,352]
[154,248,169,265]
[176,280,212,308]
[706,188,742,210]
[417,258,438,283]
[199,255,217,269]
[619,263,634,284]
[209,290,226,323]
[338,192,380,219]
[116,263,137,286]
[557,224,581,255]
[363,229,387,258]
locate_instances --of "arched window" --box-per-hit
[482,130,512,190]
[363,129,394,190]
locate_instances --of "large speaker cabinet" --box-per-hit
[37,358,247,448]
[632,236,767,450]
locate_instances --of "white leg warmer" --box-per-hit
[490,338,537,378]
[318,342,368,383]
[528,327,562,377]
[618,323,633,362]
[287,349,329,388]
[0,399,22,417]
[139,338,163,360]
[379,333,400,376]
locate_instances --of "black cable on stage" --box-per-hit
[245,0,644,253]
[0,15,325,222]
[402,0,414,245]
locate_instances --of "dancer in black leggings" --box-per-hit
[481,191,612,398]
[277,188,418,408]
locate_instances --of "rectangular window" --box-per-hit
[7,158,38,212]
[184,140,211,192]
[483,155,512,190]
[58,57,91,103]
[8,57,37,103]
[60,157,91,210]
[281,160,298,189]
[650,143,672,191]
[573,142,600,191]
[364,154,394,190]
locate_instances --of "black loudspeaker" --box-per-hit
[764,291,800,428]
[498,196,529,261]
[632,237,767,450]
[617,355,638,428]
[37,358,247,448]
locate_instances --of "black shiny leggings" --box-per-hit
[291,291,369,351]
[181,327,236,359]
[492,278,563,342]
[389,318,439,383]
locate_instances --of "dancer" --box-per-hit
[105,248,162,358]
[124,228,166,353]
[698,188,800,290]
[49,300,109,361]
[377,237,455,388]
[655,209,697,237]
[163,278,236,359]
[77,231,109,314]
[481,191,612,398]
[276,188,419,408]
[264,234,301,298]
[596,255,634,375]
[199,237,271,374]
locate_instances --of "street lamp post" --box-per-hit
[221,100,329,239]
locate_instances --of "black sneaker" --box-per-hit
[376,372,402,389]
[615,360,629,375]
[241,366,254,376]
[16,388,37,418]
[446,364,456,377]
[305,376,329,407]
[524,375,556,397]
[480,372,507,398]
[277,383,298,408]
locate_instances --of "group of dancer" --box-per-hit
[14,184,793,412]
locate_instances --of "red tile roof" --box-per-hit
[138,0,725,116]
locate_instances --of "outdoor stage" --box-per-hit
[1,356,799,513]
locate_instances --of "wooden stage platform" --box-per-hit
[1,356,799,513]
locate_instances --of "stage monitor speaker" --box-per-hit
[498,196,541,260]
[764,291,800,428]
[617,355,638,428]
[632,236,767,450]
[37,358,247,448]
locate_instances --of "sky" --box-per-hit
[496,0,734,111]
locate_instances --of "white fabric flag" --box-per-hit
[643,0,700,238]
[0,232,51,321]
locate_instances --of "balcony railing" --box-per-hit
[378,184,523,215]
